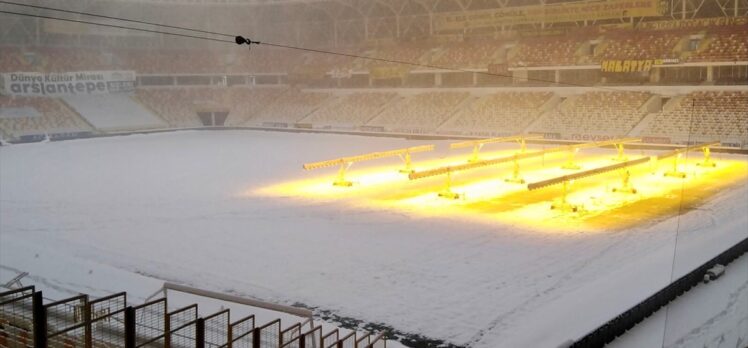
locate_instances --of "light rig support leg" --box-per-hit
[551,180,579,212]
[333,162,354,186]
[562,149,581,170]
[399,151,414,174]
[697,146,716,167]
[438,171,461,200]
[614,143,628,162]
[469,144,484,163]
[664,153,687,178]
[505,155,525,184]
[612,169,637,194]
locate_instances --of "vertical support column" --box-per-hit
[32,292,46,348]
[196,318,205,348]
[299,334,306,348]
[124,307,135,348]
[706,65,714,83]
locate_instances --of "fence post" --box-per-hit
[32,292,46,348]
[227,322,233,348]
[124,307,135,348]
[84,298,92,348]
[196,318,205,348]
[252,327,260,348]
[164,309,171,348]
[299,335,305,348]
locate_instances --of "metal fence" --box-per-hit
[0,288,385,348]
[89,292,126,348]
[133,299,167,348]
[0,286,36,348]
[45,295,88,348]
[320,329,337,348]
[168,305,197,348]
[253,320,279,348]
[228,315,254,348]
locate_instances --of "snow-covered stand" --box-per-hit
[570,236,748,347]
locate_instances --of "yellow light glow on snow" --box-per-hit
[251,148,748,233]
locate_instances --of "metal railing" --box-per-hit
[0,287,386,348]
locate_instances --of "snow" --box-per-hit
[608,253,748,348]
[1,130,746,347]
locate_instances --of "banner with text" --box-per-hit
[1,71,136,97]
[434,0,666,31]
[600,58,679,73]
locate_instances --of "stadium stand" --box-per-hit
[303,92,397,126]
[224,87,286,125]
[62,94,166,131]
[0,47,32,72]
[442,92,554,134]
[134,88,214,128]
[594,29,684,62]
[431,40,502,69]
[531,91,652,136]
[0,96,91,137]
[362,44,431,68]
[510,35,589,67]
[247,89,332,124]
[368,92,469,131]
[642,91,748,142]
[687,26,748,62]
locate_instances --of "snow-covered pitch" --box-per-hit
[1,130,746,348]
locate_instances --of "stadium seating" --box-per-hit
[0,96,91,136]
[510,35,587,67]
[247,89,332,124]
[688,26,748,62]
[362,44,431,69]
[135,87,284,127]
[431,40,501,69]
[594,29,684,62]
[224,87,285,125]
[0,47,32,72]
[134,88,215,127]
[444,92,553,134]
[63,94,166,131]
[642,91,748,141]
[368,92,469,130]
[532,91,652,136]
[304,92,396,126]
